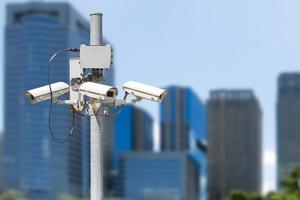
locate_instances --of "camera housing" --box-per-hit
[122,81,167,102]
[79,82,118,99]
[26,82,69,104]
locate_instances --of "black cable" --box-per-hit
[48,48,79,144]
[49,48,79,63]
[48,103,75,143]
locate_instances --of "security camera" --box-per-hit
[122,81,167,102]
[26,82,69,104]
[79,82,118,99]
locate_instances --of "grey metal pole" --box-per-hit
[90,12,102,46]
[90,12,103,200]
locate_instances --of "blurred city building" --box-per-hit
[207,89,262,200]
[3,2,89,199]
[114,105,153,168]
[277,73,300,188]
[3,2,114,199]
[113,105,153,196]
[160,86,207,199]
[118,152,199,200]
[160,86,206,151]
[0,134,3,194]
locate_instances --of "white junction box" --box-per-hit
[80,44,112,69]
[69,58,83,100]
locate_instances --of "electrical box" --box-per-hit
[80,44,112,69]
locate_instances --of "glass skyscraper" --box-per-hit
[119,152,199,200]
[160,86,206,151]
[207,90,262,200]
[0,134,3,194]
[3,2,93,199]
[160,86,207,199]
[277,73,300,187]
[113,105,153,196]
[115,105,153,155]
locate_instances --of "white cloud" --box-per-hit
[263,149,276,167]
[263,149,277,194]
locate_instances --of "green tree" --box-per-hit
[0,190,24,200]
[225,190,263,200]
[281,165,300,197]
[59,194,80,200]
[225,165,300,200]
[265,165,300,200]
[265,192,299,200]
[225,190,249,200]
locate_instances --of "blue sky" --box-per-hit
[2,0,300,193]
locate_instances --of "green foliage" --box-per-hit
[225,190,263,200]
[59,194,80,200]
[281,165,300,196]
[225,165,300,200]
[265,192,299,200]
[0,190,24,200]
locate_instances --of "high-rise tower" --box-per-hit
[113,105,153,196]
[160,86,207,199]
[207,89,262,200]
[277,73,300,188]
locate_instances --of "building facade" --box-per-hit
[115,105,153,156]
[119,152,199,200]
[0,134,3,194]
[207,90,262,200]
[160,86,207,199]
[277,73,300,187]
[113,105,153,196]
[160,86,206,152]
[3,2,114,199]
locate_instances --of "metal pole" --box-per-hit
[90,12,102,46]
[90,12,103,200]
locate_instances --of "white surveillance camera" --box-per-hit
[79,82,118,99]
[26,82,69,104]
[122,81,167,102]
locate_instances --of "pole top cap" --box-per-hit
[90,12,103,16]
